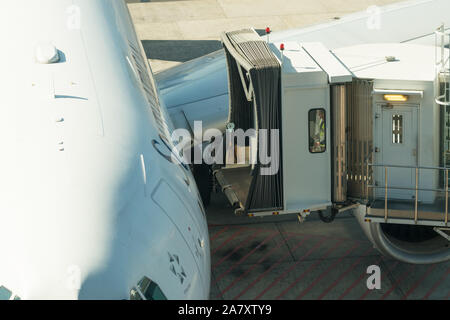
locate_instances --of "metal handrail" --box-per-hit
[368,185,446,193]
[435,24,450,107]
[367,163,449,226]
[369,163,449,170]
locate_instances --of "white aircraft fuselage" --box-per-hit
[0,0,210,300]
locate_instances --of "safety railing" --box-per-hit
[366,163,449,226]
[435,24,450,107]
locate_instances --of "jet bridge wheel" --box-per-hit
[318,208,339,223]
[193,163,213,207]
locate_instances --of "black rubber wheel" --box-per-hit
[318,208,338,223]
[193,163,212,207]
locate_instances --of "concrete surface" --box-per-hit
[127,0,402,73]
[207,192,450,300]
[127,0,450,300]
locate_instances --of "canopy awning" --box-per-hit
[221,28,284,212]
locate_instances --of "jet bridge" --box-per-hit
[215,28,450,232]
[216,29,347,217]
[209,27,450,264]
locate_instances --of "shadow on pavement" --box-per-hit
[142,39,223,63]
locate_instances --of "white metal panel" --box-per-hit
[302,42,353,84]
[272,42,326,88]
[280,49,331,211]
[272,42,320,73]
[333,43,436,82]
[282,86,332,211]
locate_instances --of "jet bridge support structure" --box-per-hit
[342,79,374,202]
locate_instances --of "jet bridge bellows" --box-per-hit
[219,29,283,213]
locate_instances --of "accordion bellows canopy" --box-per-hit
[221,29,284,212]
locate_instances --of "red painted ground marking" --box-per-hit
[258,238,341,300]
[214,232,279,284]
[210,226,230,242]
[380,264,415,300]
[422,267,450,299]
[283,232,354,243]
[338,256,384,300]
[212,229,265,270]
[283,230,375,247]
[402,264,438,300]
[293,243,360,300]
[359,261,399,300]
[217,233,297,298]
[317,246,374,300]
[211,227,247,255]
[232,235,315,300]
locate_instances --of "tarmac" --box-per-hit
[127,0,402,73]
[126,0,450,300]
[206,193,450,300]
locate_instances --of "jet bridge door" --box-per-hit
[374,104,418,200]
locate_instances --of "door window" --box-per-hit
[392,114,403,144]
[308,109,326,153]
[130,277,168,300]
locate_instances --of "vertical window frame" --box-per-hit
[308,108,327,154]
[392,114,403,144]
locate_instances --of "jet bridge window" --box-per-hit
[392,114,403,144]
[130,277,167,300]
[309,109,326,153]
